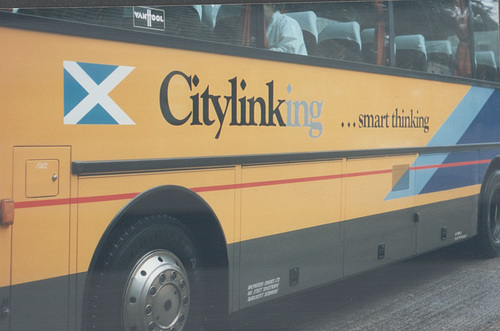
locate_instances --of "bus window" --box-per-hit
[17,7,132,28]
[287,1,389,64]
[212,5,245,46]
[15,1,500,77]
[472,0,499,82]
[393,0,474,76]
[154,5,205,39]
[14,3,392,63]
[16,6,213,41]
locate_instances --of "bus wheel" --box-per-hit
[88,215,204,331]
[478,170,500,258]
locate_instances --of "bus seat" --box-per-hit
[286,11,318,56]
[426,40,452,75]
[213,5,244,45]
[202,5,221,30]
[395,34,427,71]
[361,28,378,64]
[361,27,388,65]
[476,51,497,82]
[161,5,203,38]
[317,21,362,61]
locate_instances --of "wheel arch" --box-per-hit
[479,156,500,205]
[83,185,230,327]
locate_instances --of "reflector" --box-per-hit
[0,199,14,226]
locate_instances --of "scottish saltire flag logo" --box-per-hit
[64,61,135,125]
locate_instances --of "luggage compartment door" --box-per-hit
[11,147,71,330]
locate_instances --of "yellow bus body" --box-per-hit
[0,6,498,329]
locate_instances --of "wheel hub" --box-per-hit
[123,250,190,331]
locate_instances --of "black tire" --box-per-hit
[86,215,205,330]
[478,170,500,258]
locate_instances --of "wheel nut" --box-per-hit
[170,271,177,281]
[179,279,185,289]
[160,273,166,283]
[183,296,189,305]
[145,305,152,315]
[148,321,156,330]
[179,313,185,323]
[149,286,157,296]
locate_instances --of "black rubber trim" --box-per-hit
[72,143,500,175]
[1,11,500,89]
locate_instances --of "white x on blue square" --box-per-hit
[64,61,135,125]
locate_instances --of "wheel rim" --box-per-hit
[123,250,190,331]
[489,190,500,243]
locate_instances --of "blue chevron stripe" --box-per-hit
[386,86,495,200]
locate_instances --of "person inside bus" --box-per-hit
[263,4,308,55]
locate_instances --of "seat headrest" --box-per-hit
[395,35,426,53]
[319,21,361,51]
[361,28,375,44]
[476,51,497,68]
[426,40,452,55]
[286,11,319,43]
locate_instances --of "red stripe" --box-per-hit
[191,183,237,193]
[410,159,490,171]
[14,198,72,209]
[191,169,392,192]
[192,174,343,193]
[75,193,139,204]
[14,193,140,209]
[13,159,490,209]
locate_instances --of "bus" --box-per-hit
[1,0,500,329]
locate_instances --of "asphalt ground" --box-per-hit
[231,240,500,330]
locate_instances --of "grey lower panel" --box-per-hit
[75,272,87,331]
[343,208,417,277]
[9,275,70,331]
[0,273,84,331]
[237,195,479,311]
[238,222,343,310]
[417,195,478,254]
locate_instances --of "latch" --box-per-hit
[289,267,299,286]
[378,243,386,259]
[441,227,447,241]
